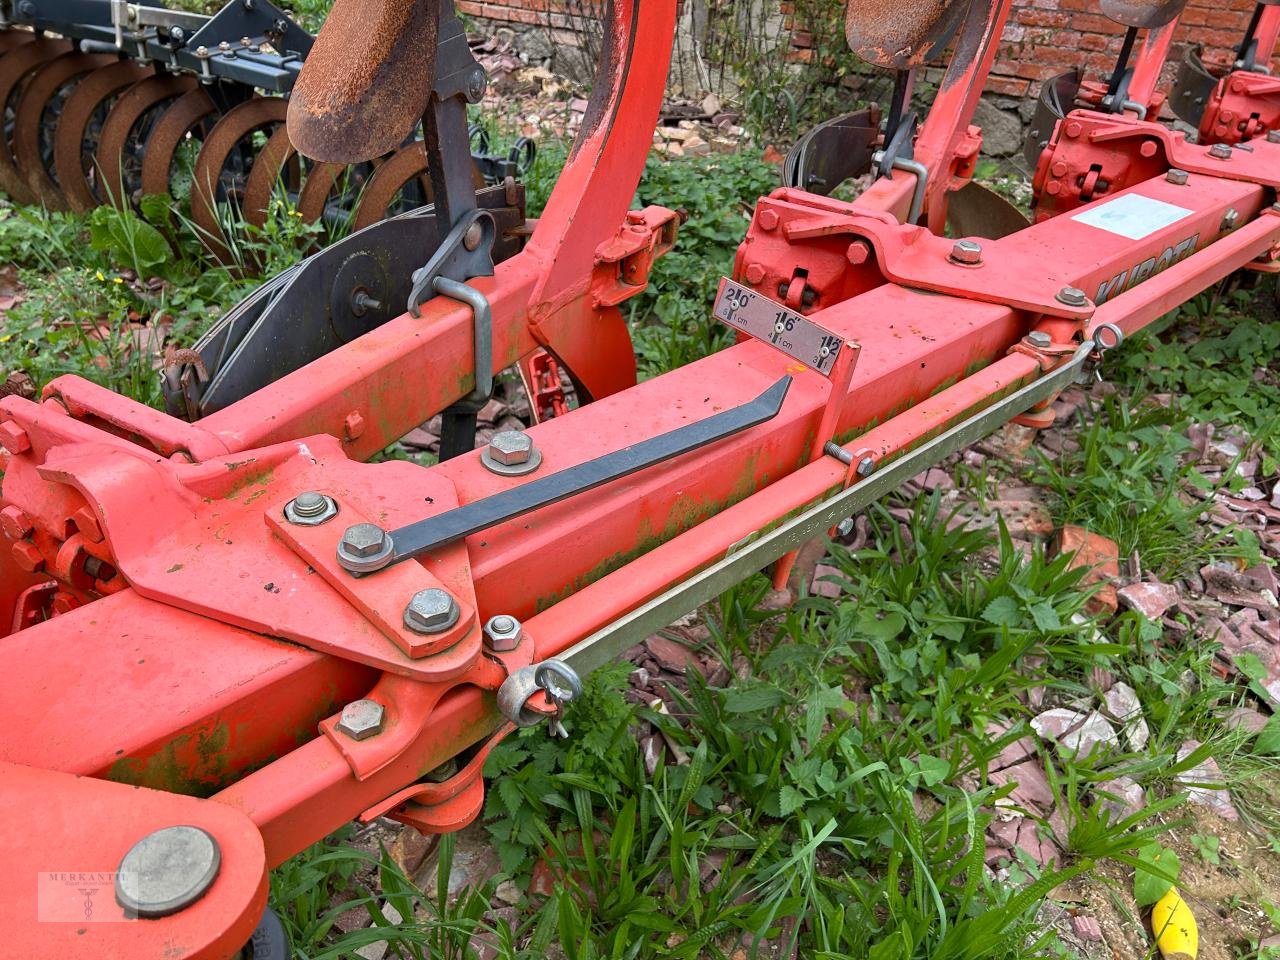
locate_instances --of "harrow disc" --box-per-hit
[52,58,151,212]
[294,158,364,229]
[11,49,115,208]
[139,85,217,204]
[844,0,973,67]
[347,141,485,231]
[0,36,72,203]
[189,96,293,262]
[94,73,196,209]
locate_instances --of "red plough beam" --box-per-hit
[2,0,1279,955]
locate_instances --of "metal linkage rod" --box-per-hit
[340,377,793,573]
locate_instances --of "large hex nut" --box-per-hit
[284,491,338,526]
[484,614,523,652]
[404,588,460,635]
[336,699,385,740]
[481,431,542,477]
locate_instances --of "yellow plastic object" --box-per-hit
[1152,887,1199,960]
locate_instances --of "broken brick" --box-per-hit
[1117,581,1180,621]
[1052,526,1120,614]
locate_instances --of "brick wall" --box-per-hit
[992,0,1272,98]
[463,0,1275,100]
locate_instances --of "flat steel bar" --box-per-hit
[375,376,793,566]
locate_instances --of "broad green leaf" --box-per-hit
[1134,842,1181,906]
[982,596,1020,626]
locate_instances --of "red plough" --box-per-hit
[1,0,1279,955]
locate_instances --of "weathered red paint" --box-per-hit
[3,0,1280,955]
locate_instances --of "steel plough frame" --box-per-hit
[1,0,1280,956]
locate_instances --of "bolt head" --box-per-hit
[11,540,43,572]
[404,588,460,635]
[336,699,385,740]
[1026,330,1052,348]
[950,239,983,265]
[856,456,876,477]
[341,523,388,558]
[463,221,484,251]
[0,420,30,454]
[195,44,209,56]
[0,505,32,540]
[1209,142,1233,159]
[115,825,220,919]
[487,431,533,466]
[1268,130,1280,144]
[1222,208,1240,230]
[1056,286,1087,307]
[484,614,523,652]
[1166,168,1189,185]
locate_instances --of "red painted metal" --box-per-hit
[3,0,1280,954]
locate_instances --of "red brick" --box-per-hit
[986,75,1031,97]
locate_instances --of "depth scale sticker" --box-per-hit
[712,278,844,376]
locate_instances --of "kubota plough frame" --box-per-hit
[1,0,1280,956]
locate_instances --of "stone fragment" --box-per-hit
[988,816,1022,847]
[987,721,1037,770]
[1096,775,1146,820]
[644,635,698,674]
[1176,740,1240,822]
[1071,915,1103,942]
[1102,681,1150,751]
[1117,581,1180,621]
[354,902,404,960]
[1052,526,1120,614]
[1225,706,1269,735]
[389,824,433,878]
[1031,708,1118,758]
[810,563,844,599]
[990,759,1054,809]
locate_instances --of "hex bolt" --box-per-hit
[1026,330,1052,348]
[1165,168,1189,185]
[1055,286,1088,307]
[0,505,33,540]
[481,430,543,477]
[404,587,460,635]
[285,491,338,526]
[350,289,383,316]
[950,239,983,265]
[484,614,524,652]
[341,523,387,558]
[0,420,31,454]
[1209,142,1233,160]
[856,456,876,477]
[335,699,385,740]
[490,431,531,465]
[1221,207,1240,231]
[115,825,221,918]
[1268,130,1280,144]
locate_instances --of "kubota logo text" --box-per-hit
[1094,234,1200,305]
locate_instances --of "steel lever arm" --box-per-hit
[337,376,793,573]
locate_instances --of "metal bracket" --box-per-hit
[432,276,493,405]
[407,208,497,318]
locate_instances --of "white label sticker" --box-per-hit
[1071,193,1194,241]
